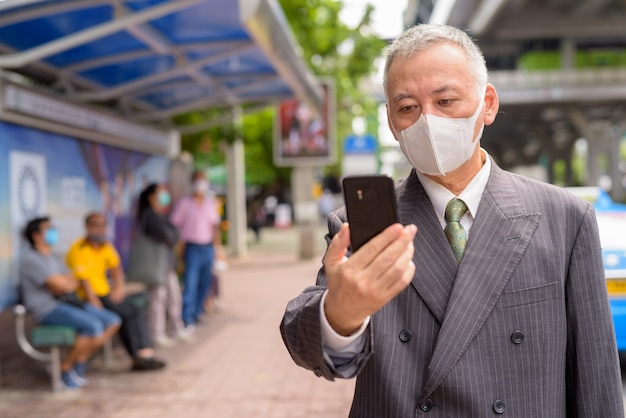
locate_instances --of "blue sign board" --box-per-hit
[343,134,377,154]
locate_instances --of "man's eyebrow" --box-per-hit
[432,85,459,94]
[391,93,413,103]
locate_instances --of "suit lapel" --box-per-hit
[396,172,458,324]
[419,163,542,400]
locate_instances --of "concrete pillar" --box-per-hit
[581,122,623,200]
[291,166,318,260]
[609,131,624,201]
[225,108,248,258]
[561,39,576,70]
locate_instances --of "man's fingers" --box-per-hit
[360,224,417,292]
[349,223,406,265]
[355,224,417,267]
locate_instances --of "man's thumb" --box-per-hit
[324,223,350,265]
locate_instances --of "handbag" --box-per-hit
[126,229,169,287]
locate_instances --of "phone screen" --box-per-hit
[343,175,399,252]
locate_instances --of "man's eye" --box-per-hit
[400,105,417,112]
[439,99,452,105]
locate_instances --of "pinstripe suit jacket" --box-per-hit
[281,162,624,417]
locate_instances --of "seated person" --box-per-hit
[66,212,165,371]
[20,216,121,389]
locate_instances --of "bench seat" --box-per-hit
[31,326,75,348]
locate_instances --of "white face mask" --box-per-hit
[396,95,485,176]
[192,179,209,195]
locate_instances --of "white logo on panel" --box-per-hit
[10,151,46,284]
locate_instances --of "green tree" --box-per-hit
[176,1,386,188]
[280,0,387,172]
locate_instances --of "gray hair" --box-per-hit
[383,24,488,97]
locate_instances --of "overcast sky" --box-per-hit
[339,0,409,39]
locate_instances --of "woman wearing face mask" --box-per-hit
[134,183,193,347]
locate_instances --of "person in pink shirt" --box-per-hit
[170,170,222,328]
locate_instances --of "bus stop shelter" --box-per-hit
[0,0,322,258]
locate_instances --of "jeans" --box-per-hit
[182,242,214,326]
[40,303,104,337]
[83,303,121,328]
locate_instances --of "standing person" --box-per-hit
[133,183,193,347]
[171,170,223,329]
[66,213,166,371]
[20,217,120,389]
[280,24,623,417]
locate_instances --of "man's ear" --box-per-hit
[483,83,499,126]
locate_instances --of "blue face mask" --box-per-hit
[44,228,59,246]
[158,191,171,206]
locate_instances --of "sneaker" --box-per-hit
[154,336,176,348]
[176,327,195,343]
[73,362,87,379]
[68,369,87,387]
[61,371,82,389]
[131,356,166,372]
[182,324,196,335]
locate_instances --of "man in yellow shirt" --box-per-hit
[67,212,165,371]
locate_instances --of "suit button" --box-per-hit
[493,399,506,414]
[511,330,524,344]
[399,329,412,342]
[419,398,433,412]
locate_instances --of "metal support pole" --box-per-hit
[291,166,318,260]
[226,107,248,258]
[50,347,61,392]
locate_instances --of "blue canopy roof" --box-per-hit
[0,0,321,130]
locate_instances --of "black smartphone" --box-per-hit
[343,175,399,252]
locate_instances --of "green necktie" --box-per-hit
[445,198,468,263]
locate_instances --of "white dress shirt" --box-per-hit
[320,149,492,359]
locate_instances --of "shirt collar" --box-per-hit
[415,148,491,225]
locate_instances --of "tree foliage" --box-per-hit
[176,0,386,188]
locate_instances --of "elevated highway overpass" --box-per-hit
[401,0,626,199]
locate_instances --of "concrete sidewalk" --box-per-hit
[0,225,356,418]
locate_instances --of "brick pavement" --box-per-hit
[0,226,356,418]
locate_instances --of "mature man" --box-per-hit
[66,212,165,371]
[170,170,222,328]
[280,24,623,417]
[20,216,120,389]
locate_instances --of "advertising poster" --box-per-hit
[274,80,336,166]
[0,121,169,310]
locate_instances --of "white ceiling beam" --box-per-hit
[241,0,322,116]
[62,40,249,74]
[429,0,457,24]
[137,75,283,120]
[74,43,256,101]
[0,0,201,68]
[468,0,509,35]
[0,0,111,27]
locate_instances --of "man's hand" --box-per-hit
[45,274,78,295]
[323,222,417,336]
[80,279,103,308]
[89,296,103,309]
[109,282,125,304]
